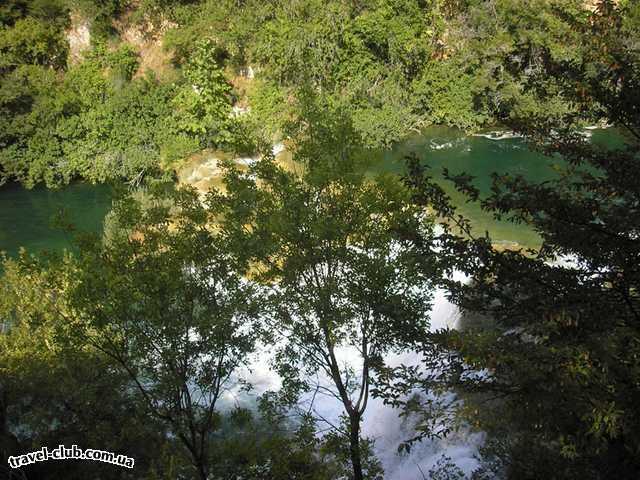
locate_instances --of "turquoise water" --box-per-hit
[0,182,113,258]
[374,126,617,247]
[0,127,617,257]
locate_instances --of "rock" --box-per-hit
[66,12,91,65]
[176,152,226,195]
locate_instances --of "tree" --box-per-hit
[0,252,177,480]
[0,16,68,71]
[65,184,260,480]
[0,53,201,188]
[387,1,640,478]
[206,406,345,480]
[0,186,353,479]
[213,155,436,480]
[172,39,236,148]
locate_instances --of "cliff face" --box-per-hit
[584,0,622,11]
[115,15,176,81]
[65,11,90,65]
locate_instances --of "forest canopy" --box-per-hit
[0,0,630,187]
[1,1,640,480]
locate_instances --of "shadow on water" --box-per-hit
[0,182,114,259]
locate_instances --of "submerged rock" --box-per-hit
[176,151,228,195]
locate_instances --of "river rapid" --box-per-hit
[0,126,616,478]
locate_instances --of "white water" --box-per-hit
[364,283,483,479]
[472,131,523,141]
[221,271,483,479]
[230,143,285,167]
[471,126,609,143]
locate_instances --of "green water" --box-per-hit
[0,127,617,257]
[0,182,113,258]
[374,126,617,247]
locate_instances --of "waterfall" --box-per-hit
[365,283,483,479]
[221,272,483,479]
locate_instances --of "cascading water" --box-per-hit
[362,284,484,479]
[222,272,483,479]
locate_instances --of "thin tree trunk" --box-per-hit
[179,432,208,480]
[196,460,208,480]
[349,413,364,480]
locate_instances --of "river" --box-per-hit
[0,126,617,477]
[0,126,616,257]
[0,182,113,258]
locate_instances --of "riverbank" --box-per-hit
[1,125,620,258]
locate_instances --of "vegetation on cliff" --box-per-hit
[1,2,640,480]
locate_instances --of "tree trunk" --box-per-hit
[349,413,364,480]
[196,461,208,480]
[179,432,208,480]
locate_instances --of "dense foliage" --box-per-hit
[2,1,640,480]
[156,0,598,147]
[0,0,629,187]
[0,2,243,188]
[380,2,640,478]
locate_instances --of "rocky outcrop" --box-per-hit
[117,18,176,80]
[66,11,91,65]
[176,151,229,195]
[176,144,288,195]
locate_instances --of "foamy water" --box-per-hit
[220,270,483,479]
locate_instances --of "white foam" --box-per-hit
[473,131,523,141]
[222,274,482,479]
[272,143,286,156]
